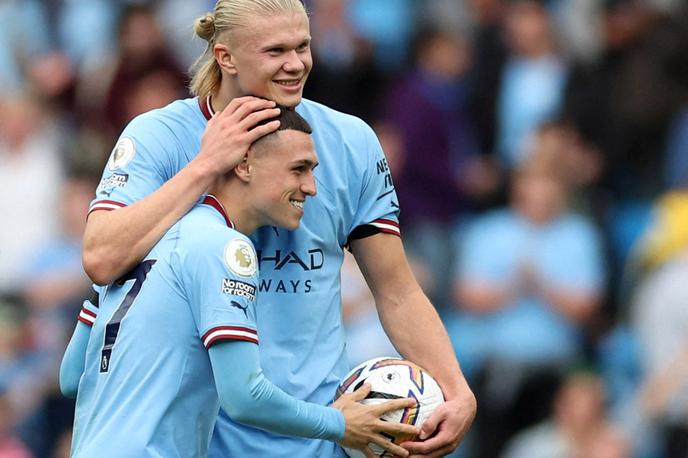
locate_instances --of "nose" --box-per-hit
[283,50,305,73]
[301,172,316,197]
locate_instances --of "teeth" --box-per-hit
[290,200,304,209]
[276,80,300,86]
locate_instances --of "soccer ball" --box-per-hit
[336,357,445,458]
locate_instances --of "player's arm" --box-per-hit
[59,323,91,398]
[208,341,420,457]
[59,295,99,397]
[83,98,281,285]
[350,233,477,458]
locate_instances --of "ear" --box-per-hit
[214,43,238,75]
[234,156,251,183]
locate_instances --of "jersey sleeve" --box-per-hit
[77,285,102,327]
[347,122,401,244]
[89,113,179,213]
[209,341,345,440]
[180,232,259,350]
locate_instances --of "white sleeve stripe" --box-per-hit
[203,329,258,348]
[370,221,401,234]
[78,310,96,325]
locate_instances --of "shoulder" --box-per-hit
[297,98,376,140]
[177,210,257,272]
[120,97,201,142]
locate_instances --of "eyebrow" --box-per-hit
[261,37,311,51]
[291,159,318,169]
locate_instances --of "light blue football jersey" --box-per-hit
[72,196,260,458]
[90,96,400,457]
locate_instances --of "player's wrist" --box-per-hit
[329,407,346,441]
[188,155,222,184]
[441,377,475,404]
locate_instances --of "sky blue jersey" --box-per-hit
[90,96,400,457]
[72,197,260,458]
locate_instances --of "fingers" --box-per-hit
[401,428,456,456]
[417,410,440,440]
[349,383,372,402]
[210,98,279,131]
[245,120,281,143]
[376,420,419,438]
[368,436,410,458]
[238,106,281,130]
[223,97,276,119]
[402,434,443,454]
[373,397,417,416]
[226,98,277,123]
[407,443,455,458]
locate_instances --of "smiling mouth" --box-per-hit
[290,199,304,210]
[274,79,302,87]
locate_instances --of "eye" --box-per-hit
[296,42,309,52]
[267,47,283,55]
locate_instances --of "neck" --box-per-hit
[210,78,243,113]
[209,181,260,235]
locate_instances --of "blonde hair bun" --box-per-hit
[195,13,216,42]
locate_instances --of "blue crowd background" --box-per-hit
[1,0,687,457]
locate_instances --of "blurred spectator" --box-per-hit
[0,0,50,91]
[663,106,688,190]
[381,27,497,310]
[26,52,77,126]
[155,0,215,68]
[466,0,508,163]
[0,301,52,432]
[102,4,187,132]
[447,147,604,455]
[19,169,96,357]
[43,0,118,70]
[450,142,604,373]
[629,250,688,457]
[0,389,33,458]
[549,0,604,64]
[564,0,683,202]
[419,0,473,35]
[496,0,568,168]
[660,7,688,190]
[51,429,71,458]
[629,210,688,457]
[526,120,603,217]
[0,95,63,298]
[304,0,383,121]
[348,0,416,69]
[501,371,630,458]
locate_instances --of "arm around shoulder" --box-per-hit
[82,161,215,284]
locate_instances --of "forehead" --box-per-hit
[257,129,316,162]
[231,12,310,50]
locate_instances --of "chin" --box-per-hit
[284,216,302,231]
[273,92,303,108]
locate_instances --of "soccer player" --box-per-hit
[61,108,420,457]
[81,0,477,456]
